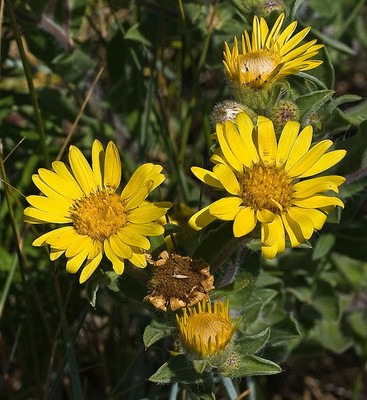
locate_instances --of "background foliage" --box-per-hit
[1,0,367,399]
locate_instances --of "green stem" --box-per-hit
[4,0,49,167]
[221,377,238,400]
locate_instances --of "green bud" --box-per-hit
[270,99,299,133]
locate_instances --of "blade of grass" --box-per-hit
[4,0,49,167]
[0,255,17,320]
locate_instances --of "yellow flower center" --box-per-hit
[70,190,126,241]
[238,50,279,87]
[177,300,235,357]
[241,163,293,213]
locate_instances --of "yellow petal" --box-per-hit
[224,121,254,167]
[26,195,72,215]
[128,202,172,223]
[127,222,164,236]
[281,212,304,247]
[213,164,241,195]
[191,167,224,189]
[304,208,327,230]
[104,240,125,275]
[45,228,80,248]
[209,197,242,221]
[32,226,75,246]
[91,139,104,188]
[123,184,150,211]
[79,253,103,283]
[188,205,217,231]
[32,174,66,200]
[287,207,314,240]
[109,234,133,259]
[65,235,94,258]
[65,247,89,274]
[257,209,275,223]
[38,168,83,199]
[292,175,345,198]
[265,13,285,47]
[236,113,259,164]
[103,142,122,189]
[129,251,147,268]
[257,117,277,164]
[261,215,285,258]
[68,145,98,195]
[233,207,256,237]
[121,163,164,200]
[287,140,333,178]
[280,27,311,55]
[24,207,71,224]
[50,248,64,261]
[217,122,243,172]
[297,150,346,178]
[276,20,297,47]
[284,125,313,172]
[117,227,151,250]
[293,195,344,209]
[276,121,300,167]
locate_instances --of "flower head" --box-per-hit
[24,140,172,283]
[223,13,323,89]
[189,112,346,259]
[144,251,214,311]
[176,299,236,357]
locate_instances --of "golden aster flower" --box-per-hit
[176,299,236,358]
[24,140,172,283]
[189,112,346,259]
[223,13,323,88]
[144,251,214,311]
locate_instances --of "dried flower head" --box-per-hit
[144,251,214,311]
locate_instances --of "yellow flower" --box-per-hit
[24,140,172,283]
[223,13,323,88]
[189,112,346,259]
[176,299,236,357]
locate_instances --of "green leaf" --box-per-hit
[149,235,166,257]
[313,30,356,56]
[269,314,301,345]
[53,48,96,83]
[312,280,339,320]
[348,311,367,339]
[192,359,209,374]
[211,269,258,305]
[124,24,152,46]
[193,222,245,267]
[331,253,367,288]
[345,99,367,125]
[221,355,281,378]
[143,320,175,349]
[85,270,120,307]
[312,233,336,260]
[236,328,271,356]
[295,90,334,124]
[314,319,353,353]
[333,120,367,174]
[149,355,212,384]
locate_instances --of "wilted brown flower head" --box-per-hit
[144,251,214,311]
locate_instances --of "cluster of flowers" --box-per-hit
[24,13,346,365]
